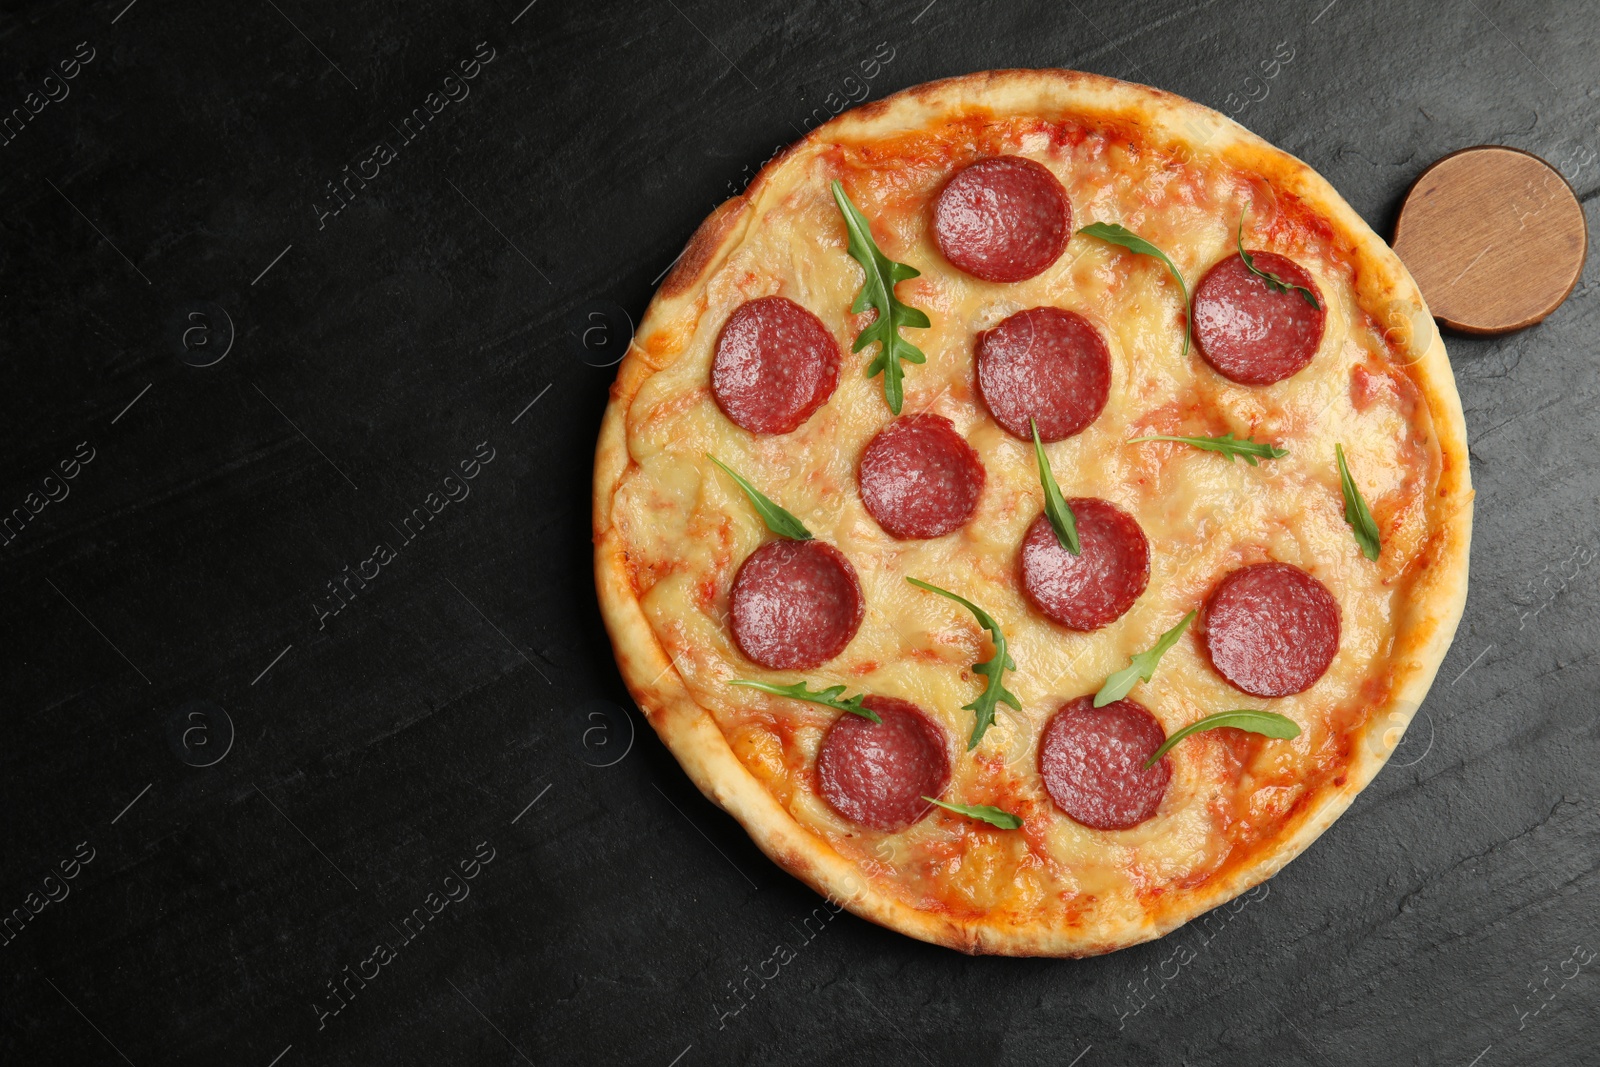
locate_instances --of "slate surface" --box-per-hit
[1,0,1596,1064]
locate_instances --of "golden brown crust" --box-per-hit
[660,196,751,300]
[592,68,1473,956]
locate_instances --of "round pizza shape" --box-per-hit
[592,70,1472,956]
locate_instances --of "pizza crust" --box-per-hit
[593,69,1472,956]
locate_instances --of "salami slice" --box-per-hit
[976,307,1111,441]
[1202,562,1340,697]
[1020,500,1149,631]
[1193,252,1326,385]
[859,414,986,539]
[816,696,951,833]
[711,296,841,435]
[1038,696,1170,831]
[729,539,863,669]
[933,156,1071,283]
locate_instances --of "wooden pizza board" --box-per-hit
[1392,145,1588,335]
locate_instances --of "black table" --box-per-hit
[3,1,1596,1064]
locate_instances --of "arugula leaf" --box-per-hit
[905,577,1021,750]
[922,796,1023,830]
[1237,217,1321,310]
[1078,222,1191,356]
[728,679,881,723]
[1128,432,1289,466]
[706,454,812,540]
[1093,611,1196,707]
[830,180,931,414]
[1335,443,1381,562]
[1143,709,1301,768]
[1031,418,1080,554]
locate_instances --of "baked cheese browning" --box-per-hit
[604,90,1452,938]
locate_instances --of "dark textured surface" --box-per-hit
[1,1,1596,1064]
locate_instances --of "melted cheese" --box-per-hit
[608,117,1439,931]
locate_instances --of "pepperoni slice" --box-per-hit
[1020,500,1149,631]
[1038,696,1170,831]
[816,696,951,832]
[1202,562,1340,697]
[976,307,1110,441]
[711,296,841,435]
[933,156,1071,283]
[858,415,986,539]
[729,540,863,669]
[1193,252,1326,385]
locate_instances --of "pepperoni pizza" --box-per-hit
[593,70,1472,956]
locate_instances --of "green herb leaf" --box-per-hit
[906,577,1021,750]
[1143,709,1301,768]
[1078,222,1191,356]
[1031,418,1080,555]
[1094,611,1196,707]
[728,679,880,723]
[1128,432,1289,466]
[1335,443,1381,562]
[1237,216,1321,310]
[921,796,1023,830]
[706,454,813,540]
[831,180,931,414]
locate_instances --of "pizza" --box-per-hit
[592,69,1472,956]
